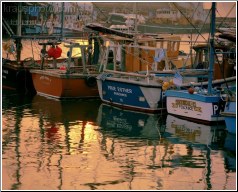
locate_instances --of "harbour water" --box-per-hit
[1,89,236,190]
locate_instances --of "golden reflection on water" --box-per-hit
[2,93,236,190]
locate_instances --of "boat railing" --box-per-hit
[68,65,99,74]
[103,69,157,84]
[104,69,150,78]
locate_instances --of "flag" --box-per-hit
[173,71,183,86]
[154,48,165,62]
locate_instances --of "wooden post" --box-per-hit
[81,46,86,73]
[40,44,46,70]
[121,45,126,71]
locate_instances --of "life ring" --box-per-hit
[85,76,97,87]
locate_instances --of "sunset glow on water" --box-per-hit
[2,92,236,190]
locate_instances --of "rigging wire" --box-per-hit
[91,2,109,22]
[213,50,234,96]
[172,2,208,42]
[181,8,212,67]
[216,3,236,30]
[188,2,200,23]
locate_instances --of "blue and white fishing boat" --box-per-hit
[97,67,165,113]
[221,91,236,134]
[96,36,185,113]
[165,3,231,124]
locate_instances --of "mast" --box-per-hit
[16,2,22,63]
[17,3,22,36]
[133,2,138,45]
[60,2,65,40]
[208,2,216,94]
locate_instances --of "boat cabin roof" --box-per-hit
[192,43,229,51]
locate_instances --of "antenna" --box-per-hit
[60,2,65,40]
[133,2,138,45]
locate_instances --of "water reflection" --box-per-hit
[97,103,166,139]
[2,91,236,190]
[96,105,235,190]
[96,104,167,190]
[165,115,236,190]
[165,114,227,147]
[2,91,34,190]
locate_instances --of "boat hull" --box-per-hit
[97,76,165,113]
[165,90,226,124]
[31,70,99,99]
[221,101,236,134]
[2,61,36,95]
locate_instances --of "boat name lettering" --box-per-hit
[3,70,8,74]
[172,99,202,112]
[213,104,221,114]
[117,87,132,93]
[114,92,127,97]
[107,85,132,94]
[40,75,51,82]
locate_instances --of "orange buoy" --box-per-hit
[188,87,194,94]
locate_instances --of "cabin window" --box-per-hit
[229,47,236,59]
[204,50,209,63]
[156,42,162,48]
[167,42,171,51]
[215,49,223,63]
[171,42,178,51]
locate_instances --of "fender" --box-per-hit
[85,76,97,87]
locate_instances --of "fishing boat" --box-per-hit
[217,27,236,134]
[2,57,37,95]
[220,91,236,134]
[2,2,89,96]
[97,40,173,113]
[2,2,37,95]
[30,39,100,99]
[165,3,235,124]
